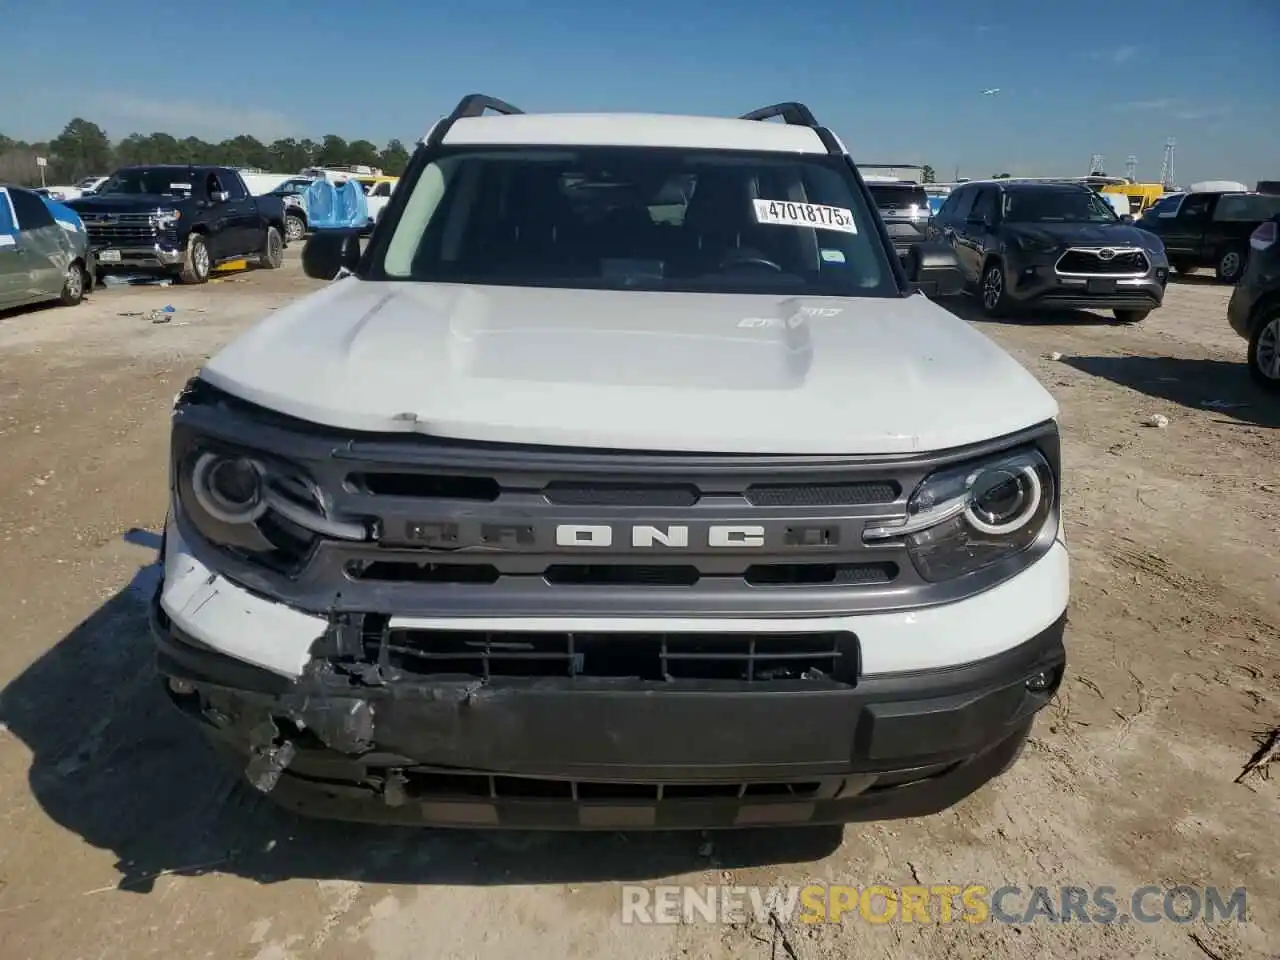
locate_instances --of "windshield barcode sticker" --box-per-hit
[753,200,857,234]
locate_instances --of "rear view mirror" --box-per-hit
[905,241,965,298]
[302,229,362,280]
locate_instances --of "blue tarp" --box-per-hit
[0,189,16,240]
[305,179,369,229]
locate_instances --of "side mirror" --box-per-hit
[1120,213,1135,223]
[302,229,362,280]
[211,190,230,203]
[905,241,965,298]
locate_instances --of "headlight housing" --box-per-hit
[151,209,181,229]
[864,446,1056,582]
[1015,234,1058,254]
[175,440,365,574]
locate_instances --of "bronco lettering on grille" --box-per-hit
[554,524,767,548]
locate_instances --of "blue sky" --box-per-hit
[3,0,1277,185]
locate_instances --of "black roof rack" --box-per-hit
[739,102,819,126]
[427,93,524,147]
[738,101,842,157]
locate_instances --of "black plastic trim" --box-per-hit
[426,93,524,148]
[739,102,820,126]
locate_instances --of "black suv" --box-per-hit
[927,180,1168,323]
[866,180,932,261]
[1138,189,1280,283]
[1227,214,1280,391]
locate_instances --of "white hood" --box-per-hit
[199,280,1058,455]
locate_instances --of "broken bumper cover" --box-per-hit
[149,590,1066,829]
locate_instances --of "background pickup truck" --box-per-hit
[68,165,288,284]
[1138,188,1280,283]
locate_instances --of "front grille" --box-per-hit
[345,558,898,587]
[365,620,857,683]
[80,212,174,249]
[173,382,1061,617]
[1055,248,1149,275]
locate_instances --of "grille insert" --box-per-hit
[745,481,899,506]
[368,626,857,682]
[544,564,701,586]
[349,472,500,500]
[744,562,897,586]
[544,482,701,506]
[1055,249,1149,275]
[347,559,899,588]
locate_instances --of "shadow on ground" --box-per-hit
[1167,271,1226,286]
[0,529,844,896]
[938,294,1119,327]
[1061,355,1280,428]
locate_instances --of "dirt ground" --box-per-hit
[0,254,1276,960]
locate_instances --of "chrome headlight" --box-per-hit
[176,441,366,573]
[152,209,181,228]
[864,446,1056,582]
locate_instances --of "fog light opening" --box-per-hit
[1025,669,1056,693]
[168,677,196,696]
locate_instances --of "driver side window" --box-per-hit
[969,188,997,225]
[1179,195,1211,219]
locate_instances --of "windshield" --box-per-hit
[867,184,929,211]
[1003,188,1118,223]
[97,170,196,198]
[372,147,896,296]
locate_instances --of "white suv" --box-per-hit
[151,95,1069,829]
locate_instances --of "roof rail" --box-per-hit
[427,93,524,147]
[738,101,843,157]
[739,102,819,126]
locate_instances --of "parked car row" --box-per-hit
[871,174,1274,391]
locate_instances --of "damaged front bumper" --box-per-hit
[150,589,1066,830]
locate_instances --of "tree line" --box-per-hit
[0,118,411,187]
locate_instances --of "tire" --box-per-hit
[1247,307,1280,393]
[1215,244,1247,284]
[179,234,211,284]
[284,213,306,243]
[259,226,284,270]
[58,262,86,306]
[1113,309,1149,324]
[979,259,1009,317]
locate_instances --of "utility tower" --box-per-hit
[1125,155,1138,181]
[1088,153,1106,176]
[1158,138,1176,190]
